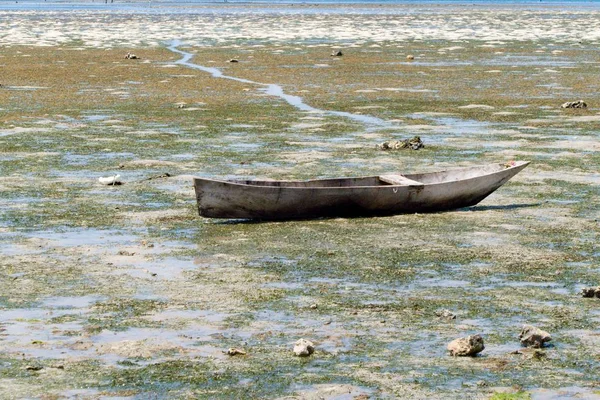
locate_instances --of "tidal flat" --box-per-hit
[1,3,600,399]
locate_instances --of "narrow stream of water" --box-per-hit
[167,40,389,127]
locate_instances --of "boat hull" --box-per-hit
[193,161,529,220]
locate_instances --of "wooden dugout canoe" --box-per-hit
[193,161,529,220]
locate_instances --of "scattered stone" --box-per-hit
[226,348,246,356]
[228,59,239,63]
[437,309,457,320]
[447,334,485,356]
[510,348,546,359]
[331,50,343,57]
[581,286,600,298]
[117,250,135,256]
[406,54,415,60]
[561,100,587,109]
[139,172,172,182]
[519,325,552,348]
[293,338,315,357]
[124,52,139,59]
[378,136,424,151]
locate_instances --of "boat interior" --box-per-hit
[225,162,526,188]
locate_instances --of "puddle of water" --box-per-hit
[501,281,562,289]
[416,278,471,289]
[110,257,198,280]
[531,387,600,400]
[82,114,112,122]
[43,295,104,309]
[263,281,305,290]
[168,40,389,128]
[31,229,139,247]
[0,242,46,256]
[145,309,229,323]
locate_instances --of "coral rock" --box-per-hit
[561,100,587,109]
[447,334,485,356]
[226,348,246,356]
[293,338,315,357]
[519,325,551,348]
[378,136,424,151]
[581,286,600,298]
[437,309,457,320]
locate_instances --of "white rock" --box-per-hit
[293,338,315,357]
[98,174,121,185]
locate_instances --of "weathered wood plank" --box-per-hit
[379,174,424,186]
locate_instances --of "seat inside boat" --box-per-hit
[378,174,424,186]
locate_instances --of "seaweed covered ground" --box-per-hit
[1,3,599,399]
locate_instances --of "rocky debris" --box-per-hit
[124,52,139,59]
[561,100,587,109]
[226,348,246,356]
[378,136,424,151]
[519,325,551,348]
[228,59,239,63]
[293,338,315,357]
[70,340,93,351]
[406,54,415,60]
[117,250,135,256]
[331,50,343,57]
[138,172,172,182]
[510,348,546,360]
[581,286,600,298]
[437,309,457,320]
[447,334,485,356]
[141,240,154,248]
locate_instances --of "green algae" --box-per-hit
[1,32,600,400]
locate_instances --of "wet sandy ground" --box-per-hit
[1,3,600,399]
